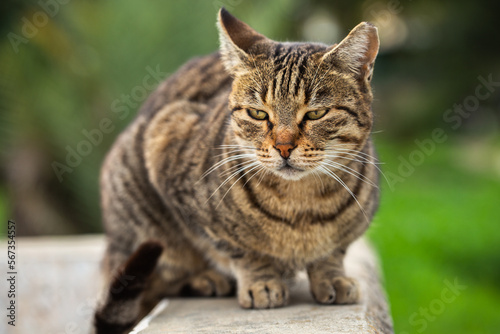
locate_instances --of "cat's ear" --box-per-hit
[217,7,268,75]
[322,22,379,82]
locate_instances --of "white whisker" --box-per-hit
[326,146,377,159]
[311,169,325,194]
[324,153,376,165]
[317,166,368,222]
[215,163,263,208]
[219,160,257,178]
[321,160,378,188]
[256,167,269,187]
[214,149,254,158]
[218,145,256,149]
[198,153,254,181]
[205,161,260,204]
[324,148,391,187]
[243,166,266,188]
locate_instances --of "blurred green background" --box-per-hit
[1,0,499,333]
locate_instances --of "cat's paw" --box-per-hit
[238,278,289,309]
[310,276,360,304]
[183,269,235,297]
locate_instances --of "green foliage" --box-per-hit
[370,140,500,334]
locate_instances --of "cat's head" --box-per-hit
[217,8,379,181]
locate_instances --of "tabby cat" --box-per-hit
[93,8,380,334]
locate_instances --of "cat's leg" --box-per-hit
[306,248,360,304]
[231,255,289,309]
[181,268,235,297]
[95,122,197,332]
[95,225,216,332]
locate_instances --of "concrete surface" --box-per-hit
[142,238,393,334]
[0,235,105,334]
[0,235,392,334]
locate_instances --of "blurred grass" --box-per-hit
[370,139,500,334]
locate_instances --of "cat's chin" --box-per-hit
[274,165,306,181]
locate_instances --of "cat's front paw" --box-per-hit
[238,278,289,309]
[310,276,360,304]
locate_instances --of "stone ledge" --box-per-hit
[0,236,393,334]
[142,238,393,334]
[0,235,105,334]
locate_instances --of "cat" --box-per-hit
[93,7,380,334]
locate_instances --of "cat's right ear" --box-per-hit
[217,8,268,75]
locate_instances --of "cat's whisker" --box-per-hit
[323,157,384,174]
[219,163,253,178]
[206,161,260,204]
[200,154,253,179]
[311,169,325,194]
[326,147,378,160]
[214,149,254,158]
[243,166,266,188]
[321,160,378,188]
[325,144,374,154]
[326,145,379,157]
[324,148,381,165]
[216,146,257,155]
[219,159,258,178]
[317,166,369,222]
[324,150,391,188]
[323,151,377,165]
[215,163,263,208]
[322,158,373,179]
[326,146,388,170]
[256,167,270,187]
[324,154,375,165]
[199,153,255,181]
[218,145,256,149]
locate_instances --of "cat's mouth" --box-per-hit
[276,163,304,180]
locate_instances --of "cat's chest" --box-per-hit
[259,218,341,264]
[234,174,347,226]
[209,177,352,263]
[204,209,341,265]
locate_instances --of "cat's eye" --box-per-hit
[305,109,328,120]
[247,109,268,120]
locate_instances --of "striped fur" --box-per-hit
[93,8,380,333]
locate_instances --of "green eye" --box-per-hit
[247,109,268,120]
[305,109,328,120]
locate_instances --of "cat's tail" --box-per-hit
[93,241,163,334]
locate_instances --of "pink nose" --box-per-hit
[274,142,295,159]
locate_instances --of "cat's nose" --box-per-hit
[274,142,296,159]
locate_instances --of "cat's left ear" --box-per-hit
[322,22,379,82]
[217,7,269,75]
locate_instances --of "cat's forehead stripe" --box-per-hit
[271,51,308,100]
